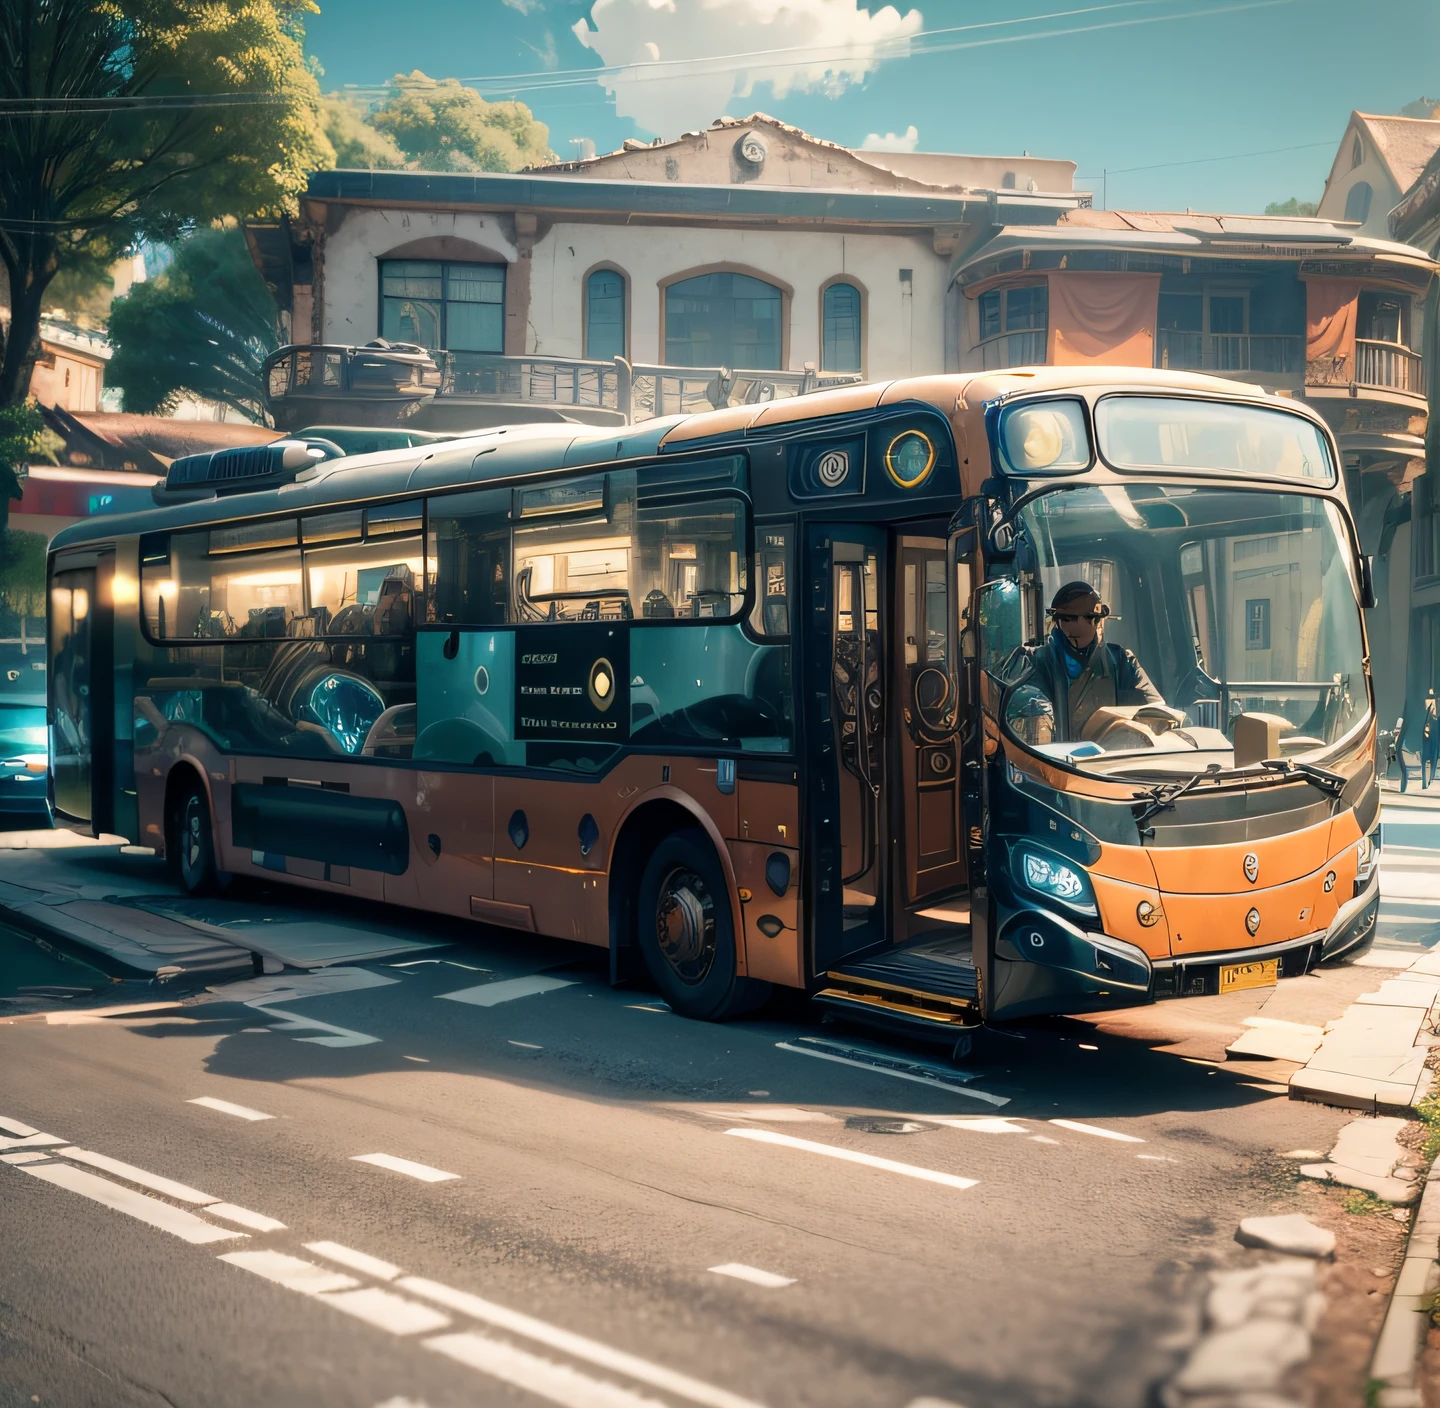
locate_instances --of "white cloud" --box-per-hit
[859,124,918,152]
[572,0,923,139]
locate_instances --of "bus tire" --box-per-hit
[170,781,224,896]
[636,828,769,1021]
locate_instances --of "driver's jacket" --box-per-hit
[1016,631,1162,742]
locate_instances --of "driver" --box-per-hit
[1023,581,1162,742]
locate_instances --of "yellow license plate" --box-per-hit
[1220,958,1279,993]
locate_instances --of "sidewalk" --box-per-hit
[0,831,442,979]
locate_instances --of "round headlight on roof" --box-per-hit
[999,400,1091,474]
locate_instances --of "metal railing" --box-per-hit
[1354,339,1424,394]
[264,344,863,426]
[969,329,1046,372]
[1156,331,1304,376]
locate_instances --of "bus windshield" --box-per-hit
[993,484,1368,778]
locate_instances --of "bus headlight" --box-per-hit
[1356,824,1381,889]
[1013,844,1098,917]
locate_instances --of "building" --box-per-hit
[1390,141,1440,731]
[245,114,1087,392]
[1316,111,1440,237]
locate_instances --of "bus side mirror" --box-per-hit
[1359,555,1378,610]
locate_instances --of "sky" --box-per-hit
[306,0,1440,214]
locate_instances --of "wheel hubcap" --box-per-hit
[654,865,716,985]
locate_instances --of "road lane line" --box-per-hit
[207,1203,287,1232]
[219,1250,360,1294]
[352,1153,460,1182]
[57,1146,218,1203]
[0,1132,67,1151]
[509,1040,543,1049]
[187,1096,275,1121]
[1030,1136,1060,1144]
[253,1006,381,1048]
[774,1043,1009,1107]
[933,1118,1028,1134]
[306,1241,401,1280]
[724,1129,978,1190]
[19,1164,245,1244]
[1137,1155,1178,1163]
[424,1331,670,1408]
[399,1277,766,1408]
[708,1263,795,1288]
[1048,1119,1145,1144]
[1,1151,53,1164]
[0,1116,40,1137]
[437,975,576,1007]
[316,1287,452,1335]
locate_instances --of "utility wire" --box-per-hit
[1075,139,1336,181]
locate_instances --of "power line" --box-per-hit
[0,93,285,115]
[1075,139,1336,182]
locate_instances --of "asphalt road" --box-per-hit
[0,915,1370,1408]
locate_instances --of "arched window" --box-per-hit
[585,268,626,360]
[821,282,862,373]
[664,271,782,369]
[1344,181,1373,224]
[1351,134,1364,169]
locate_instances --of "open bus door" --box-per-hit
[49,551,115,834]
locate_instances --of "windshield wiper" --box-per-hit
[1133,766,1218,833]
[1260,758,1347,797]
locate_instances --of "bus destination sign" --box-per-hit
[514,624,630,741]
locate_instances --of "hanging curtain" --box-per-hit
[1302,279,1360,386]
[1046,272,1160,365]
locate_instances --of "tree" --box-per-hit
[370,72,553,172]
[1265,198,1319,217]
[322,94,407,169]
[0,0,332,408]
[0,403,52,531]
[108,226,278,421]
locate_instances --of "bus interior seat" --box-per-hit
[361,703,417,759]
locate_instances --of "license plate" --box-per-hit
[1220,958,1279,993]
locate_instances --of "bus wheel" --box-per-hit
[637,829,769,1020]
[171,783,223,896]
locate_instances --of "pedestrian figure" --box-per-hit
[1424,688,1440,789]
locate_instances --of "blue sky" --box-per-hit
[307,0,1438,214]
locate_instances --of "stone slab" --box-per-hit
[1357,979,1440,1009]
[1289,1067,1422,1116]
[1298,1163,1419,1204]
[1235,1213,1335,1259]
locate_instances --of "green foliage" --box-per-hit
[43,253,118,323]
[1342,1188,1392,1215]
[322,94,407,169]
[1416,1084,1440,1162]
[0,528,48,622]
[108,227,278,420]
[0,403,46,529]
[0,0,333,405]
[370,72,553,172]
[1400,97,1440,119]
[1265,198,1319,217]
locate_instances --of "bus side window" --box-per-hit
[425,489,511,625]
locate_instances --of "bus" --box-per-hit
[46,367,1382,1041]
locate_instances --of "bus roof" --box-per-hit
[48,366,1333,554]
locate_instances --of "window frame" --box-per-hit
[819,276,866,376]
[377,258,507,353]
[658,264,791,371]
[972,281,1049,370]
[582,263,630,362]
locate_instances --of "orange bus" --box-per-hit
[47,367,1382,1044]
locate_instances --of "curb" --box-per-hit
[1369,1137,1440,1406]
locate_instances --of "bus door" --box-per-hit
[49,552,114,831]
[813,528,889,966]
[895,537,966,908]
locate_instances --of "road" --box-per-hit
[1,909,1388,1408]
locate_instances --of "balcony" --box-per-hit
[262,343,861,433]
[1354,339,1424,395]
[1156,331,1305,378]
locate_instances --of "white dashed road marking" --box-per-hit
[708,1263,796,1288]
[351,1152,461,1183]
[188,1095,275,1121]
[438,975,576,1007]
[208,1203,287,1232]
[934,1118,1028,1134]
[725,1129,978,1190]
[0,1115,40,1137]
[1049,1119,1144,1143]
[220,1250,360,1295]
[307,1240,402,1281]
[57,1146,218,1203]
[774,1042,1009,1107]
[398,1277,766,1408]
[0,1132,66,1151]
[19,1163,245,1244]
[424,1331,668,1408]
[319,1287,453,1336]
